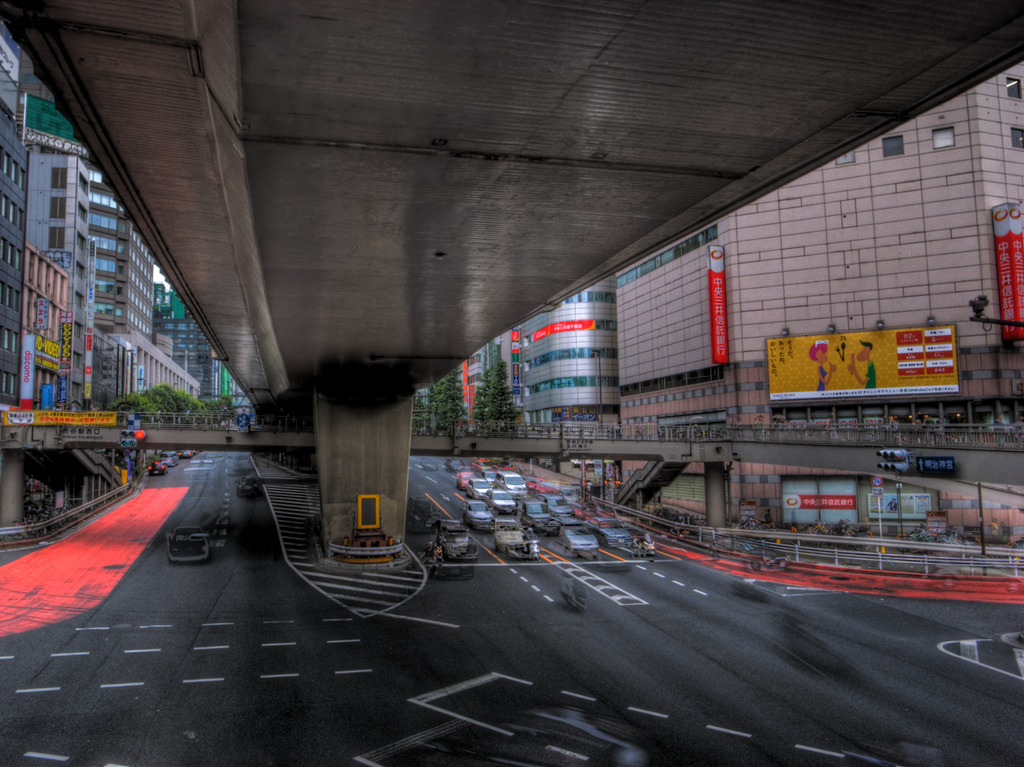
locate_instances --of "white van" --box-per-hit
[496,471,527,497]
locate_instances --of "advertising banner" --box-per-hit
[34,334,60,371]
[19,332,35,410]
[767,326,959,401]
[992,203,1024,342]
[59,310,73,371]
[531,319,595,342]
[707,245,729,363]
[34,298,49,329]
[2,410,118,426]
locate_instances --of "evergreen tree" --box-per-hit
[428,369,465,434]
[475,359,518,425]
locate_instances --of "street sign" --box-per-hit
[236,413,251,430]
[123,449,131,459]
[871,476,883,487]
[916,456,956,474]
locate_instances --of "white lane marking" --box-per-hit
[960,639,979,662]
[51,651,89,657]
[545,744,589,760]
[76,626,109,631]
[561,690,597,701]
[141,624,173,629]
[23,753,69,762]
[16,687,61,694]
[101,682,145,689]
[183,677,224,684]
[0,655,13,660]
[202,621,234,626]
[262,642,296,647]
[628,707,669,718]
[654,572,665,578]
[335,669,373,675]
[937,639,1024,683]
[693,589,708,596]
[706,725,752,738]
[409,672,533,735]
[372,612,460,629]
[425,475,437,483]
[263,620,294,624]
[194,645,230,651]
[322,617,353,622]
[125,648,161,654]
[327,639,360,644]
[672,580,686,587]
[544,595,554,602]
[261,673,299,679]
[520,576,529,582]
[531,585,541,592]
[1015,648,1024,678]
[795,744,845,757]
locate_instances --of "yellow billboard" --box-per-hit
[767,326,959,401]
[2,410,119,426]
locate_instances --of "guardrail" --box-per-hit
[0,481,135,546]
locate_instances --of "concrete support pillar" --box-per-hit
[704,461,727,528]
[313,393,413,548]
[0,448,25,526]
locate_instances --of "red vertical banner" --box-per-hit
[707,245,729,363]
[992,203,1024,342]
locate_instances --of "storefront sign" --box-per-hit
[531,320,595,342]
[2,410,118,426]
[707,245,729,363]
[992,203,1024,342]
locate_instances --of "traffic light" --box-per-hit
[876,448,911,473]
[119,429,146,448]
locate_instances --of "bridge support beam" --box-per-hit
[313,393,413,551]
[704,461,727,528]
[0,448,24,525]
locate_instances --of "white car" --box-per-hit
[484,488,517,514]
[466,478,492,500]
[496,471,527,497]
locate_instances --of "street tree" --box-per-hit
[428,368,465,435]
[475,359,518,425]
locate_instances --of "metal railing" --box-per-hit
[0,480,135,546]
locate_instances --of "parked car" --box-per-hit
[455,470,476,491]
[462,500,495,530]
[466,478,492,500]
[492,518,540,560]
[432,519,479,561]
[159,451,179,467]
[484,488,517,514]
[583,517,634,547]
[554,525,599,557]
[166,526,210,563]
[147,460,167,476]
[515,498,560,535]
[496,471,528,497]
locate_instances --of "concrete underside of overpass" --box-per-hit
[7,0,1024,547]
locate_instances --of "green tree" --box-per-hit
[428,369,465,435]
[474,359,518,425]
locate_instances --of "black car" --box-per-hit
[147,460,167,476]
[166,526,210,563]
[236,476,260,497]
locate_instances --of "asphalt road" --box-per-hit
[0,452,1021,766]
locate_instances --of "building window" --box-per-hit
[1012,128,1024,149]
[932,127,955,149]
[50,166,67,189]
[47,227,65,248]
[49,196,66,218]
[835,150,855,165]
[1008,78,1022,99]
[882,135,904,157]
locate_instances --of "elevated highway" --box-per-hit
[6,1,1024,547]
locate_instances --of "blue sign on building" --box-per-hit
[916,456,955,474]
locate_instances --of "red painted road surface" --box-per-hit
[0,487,188,637]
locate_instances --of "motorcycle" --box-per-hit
[422,541,445,576]
[631,533,656,558]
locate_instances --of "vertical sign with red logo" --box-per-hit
[20,331,35,409]
[511,327,521,405]
[707,245,729,363]
[991,203,1024,342]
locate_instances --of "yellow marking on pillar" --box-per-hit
[356,494,380,529]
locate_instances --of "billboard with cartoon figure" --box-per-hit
[767,326,959,401]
